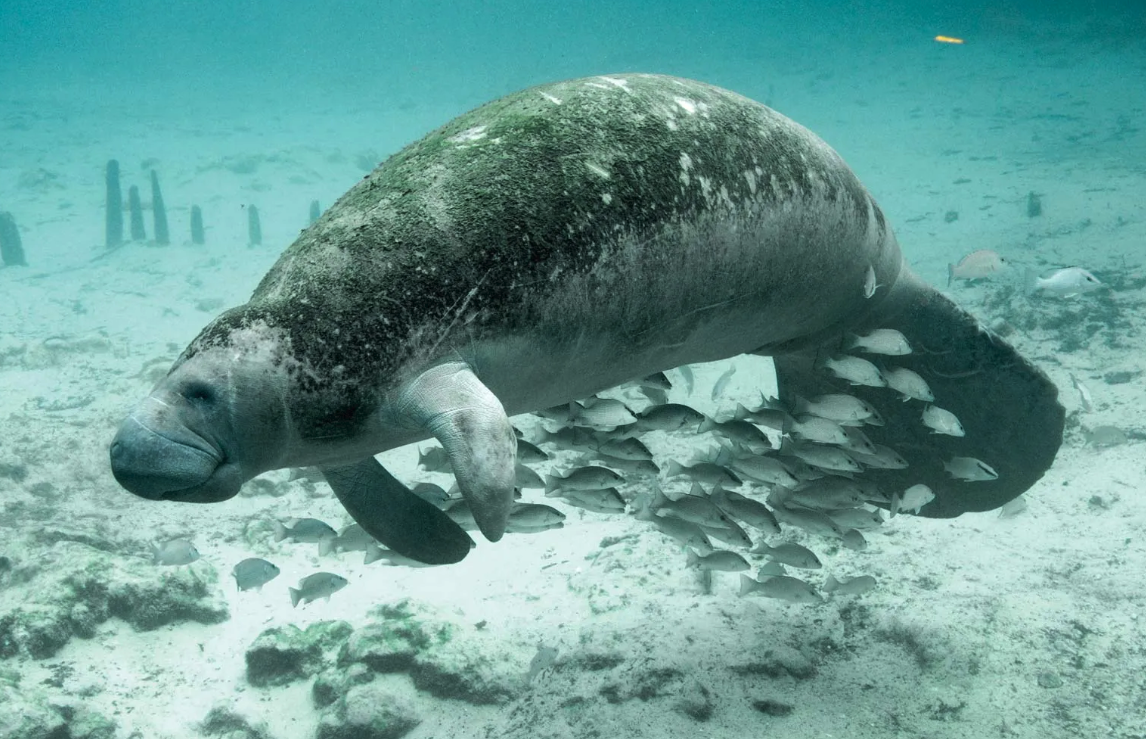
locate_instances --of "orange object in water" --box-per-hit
[935,35,965,44]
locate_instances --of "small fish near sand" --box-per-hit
[274,518,338,544]
[1026,266,1103,298]
[526,645,559,686]
[943,456,999,482]
[846,329,912,356]
[151,539,200,566]
[232,558,281,591]
[290,572,348,607]
[948,250,1008,285]
[739,573,823,603]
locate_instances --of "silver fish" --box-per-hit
[711,364,737,401]
[769,504,843,537]
[686,549,750,572]
[847,444,909,470]
[710,486,780,535]
[697,418,772,453]
[677,364,695,396]
[232,558,280,591]
[640,371,673,391]
[639,511,714,554]
[590,453,660,478]
[839,426,877,456]
[535,403,577,425]
[151,539,200,566]
[997,495,1028,519]
[891,484,935,515]
[882,367,934,402]
[526,645,559,685]
[274,518,337,544]
[649,486,735,529]
[790,414,848,445]
[733,400,793,432]
[363,543,435,567]
[728,454,798,487]
[1069,373,1093,413]
[847,329,912,356]
[326,523,376,554]
[785,478,866,510]
[821,355,886,387]
[823,574,877,595]
[785,441,863,473]
[922,405,964,437]
[508,503,566,528]
[555,487,627,513]
[863,264,880,299]
[444,499,479,530]
[515,463,545,489]
[796,394,878,424]
[840,528,867,551]
[596,436,653,461]
[664,460,742,487]
[740,574,823,603]
[635,403,706,432]
[700,519,754,549]
[417,445,452,473]
[536,426,599,451]
[948,249,1007,284]
[825,507,884,530]
[751,542,822,569]
[1029,266,1102,297]
[544,466,624,493]
[410,482,452,508]
[289,572,348,607]
[516,439,550,464]
[572,397,636,429]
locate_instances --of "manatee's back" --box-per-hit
[248,74,897,386]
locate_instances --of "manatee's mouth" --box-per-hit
[109,416,238,503]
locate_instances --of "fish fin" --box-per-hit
[289,588,301,608]
[738,574,755,596]
[1022,267,1040,294]
[320,457,474,565]
[771,268,1062,518]
[271,521,288,542]
[946,263,954,287]
[391,361,517,542]
[686,549,700,568]
[363,543,383,565]
[317,538,334,557]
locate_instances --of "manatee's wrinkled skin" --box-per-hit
[110,74,1062,556]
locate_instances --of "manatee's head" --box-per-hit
[110,315,292,504]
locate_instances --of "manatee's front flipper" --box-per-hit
[321,458,474,565]
[392,361,517,541]
[773,268,1064,517]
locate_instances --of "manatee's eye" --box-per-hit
[182,382,215,404]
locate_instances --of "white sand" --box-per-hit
[1,13,1144,739]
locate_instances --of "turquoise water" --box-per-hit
[1,2,1143,738]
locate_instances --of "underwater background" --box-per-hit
[1,1,1144,737]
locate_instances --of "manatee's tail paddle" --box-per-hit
[773,269,1064,517]
[320,458,474,565]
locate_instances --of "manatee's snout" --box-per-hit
[109,401,234,503]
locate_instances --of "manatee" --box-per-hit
[109,74,1063,563]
